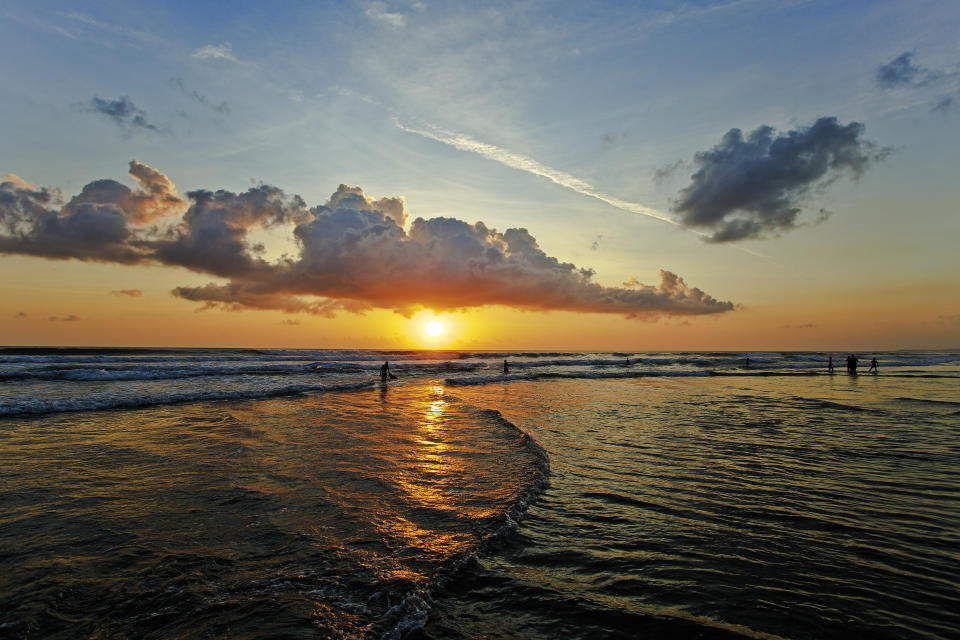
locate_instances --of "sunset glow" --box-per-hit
[424,321,445,338]
[0,1,956,351]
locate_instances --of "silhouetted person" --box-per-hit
[868,357,878,374]
[744,357,750,369]
[847,354,859,375]
[380,361,390,382]
[503,359,509,374]
[828,356,834,374]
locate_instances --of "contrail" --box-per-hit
[393,118,678,226]
[393,117,768,258]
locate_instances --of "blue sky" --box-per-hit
[2,0,959,348]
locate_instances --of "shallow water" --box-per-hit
[1,349,959,639]
[423,375,960,639]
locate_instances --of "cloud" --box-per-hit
[365,2,406,28]
[783,323,818,329]
[81,96,164,135]
[111,289,143,297]
[590,234,602,251]
[169,77,230,114]
[652,160,684,184]
[191,42,238,63]
[875,51,951,90]
[937,314,960,327]
[0,164,735,320]
[394,119,677,227]
[672,117,889,242]
[281,319,301,325]
[14,311,27,318]
[602,131,628,145]
[64,160,186,224]
[932,96,953,113]
[49,315,80,322]
[876,52,927,88]
[0,162,184,261]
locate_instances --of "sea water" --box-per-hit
[1,349,958,639]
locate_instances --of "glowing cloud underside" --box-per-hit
[0,162,734,319]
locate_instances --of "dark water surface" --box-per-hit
[2,349,959,639]
[423,376,960,639]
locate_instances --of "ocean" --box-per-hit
[1,348,958,639]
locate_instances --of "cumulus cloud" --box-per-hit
[81,96,164,135]
[169,77,230,114]
[0,164,735,320]
[65,160,185,224]
[191,42,238,62]
[672,117,889,242]
[111,289,143,297]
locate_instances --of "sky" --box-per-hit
[1,0,959,350]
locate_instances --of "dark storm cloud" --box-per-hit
[169,77,230,114]
[82,96,164,135]
[0,164,736,319]
[672,117,889,242]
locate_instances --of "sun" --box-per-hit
[424,320,445,337]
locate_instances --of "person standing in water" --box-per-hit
[868,357,878,374]
[828,356,834,374]
[503,360,509,374]
[847,354,859,375]
[380,361,390,382]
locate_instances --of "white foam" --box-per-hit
[0,380,374,417]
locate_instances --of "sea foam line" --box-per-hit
[366,404,551,640]
[0,380,375,417]
[445,369,710,386]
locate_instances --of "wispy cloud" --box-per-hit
[169,77,230,114]
[80,96,165,136]
[191,42,238,63]
[48,314,80,322]
[393,118,677,226]
[111,289,143,297]
[364,2,407,28]
[57,10,165,47]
